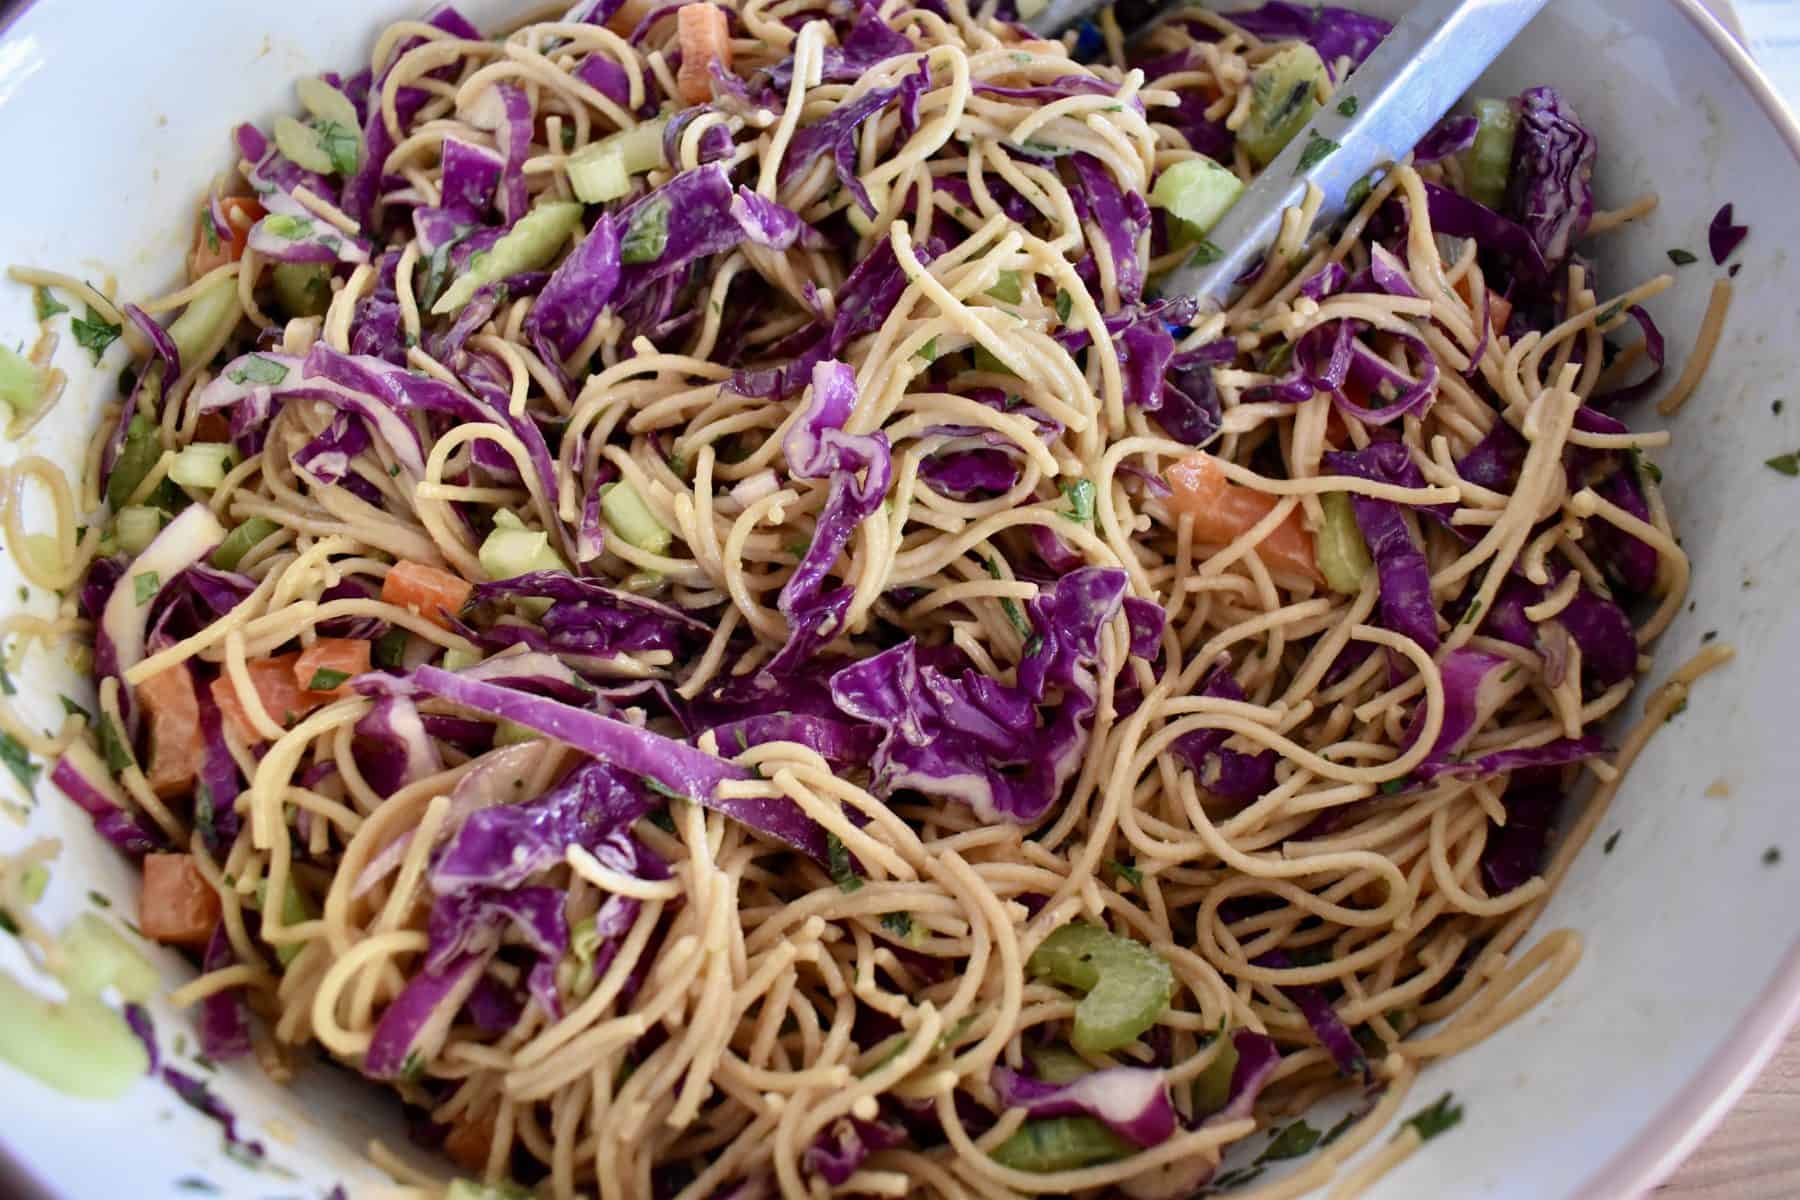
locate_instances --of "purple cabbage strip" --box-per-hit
[990,1064,1176,1147]
[1709,202,1748,265]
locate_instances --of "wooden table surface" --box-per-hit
[1655,1027,1800,1197]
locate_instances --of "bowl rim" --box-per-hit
[0,1,1797,1198]
[1573,5,1800,1189]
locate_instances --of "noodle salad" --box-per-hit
[0,0,1736,1197]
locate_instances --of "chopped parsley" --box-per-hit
[1106,858,1143,889]
[0,661,13,696]
[1336,96,1358,117]
[1666,248,1698,266]
[134,571,161,605]
[1344,171,1376,214]
[202,208,222,254]
[1603,830,1621,854]
[826,832,862,893]
[1318,1108,1359,1147]
[881,911,913,940]
[1188,239,1223,267]
[620,195,672,265]
[1054,289,1073,324]
[307,668,350,691]
[261,213,314,241]
[981,555,1032,638]
[1380,777,1408,795]
[1295,133,1339,174]
[399,1050,426,1082]
[317,120,360,176]
[1459,597,1484,625]
[70,305,123,363]
[1765,452,1800,476]
[33,286,67,321]
[1632,449,1663,484]
[227,354,290,386]
[640,774,687,803]
[1400,1092,1463,1143]
[1765,846,1782,866]
[1593,300,1626,327]
[1776,400,1786,415]
[1060,478,1096,524]
[1257,1119,1321,1163]
[915,336,938,362]
[373,627,409,669]
[87,889,112,908]
[98,713,136,772]
[59,694,91,721]
[175,1178,220,1194]
[1702,630,1718,643]
[0,732,38,793]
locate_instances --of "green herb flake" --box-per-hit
[881,911,913,940]
[980,555,1032,639]
[372,627,409,670]
[0,662,13,696]
[134,572,161,605]
[307,668,350,691]
[262,213,314,241]
[226,354,290,387]
[1210,1166,1266,1191]
[70,306,123,364]
[1344,172,1376,214]
[1764,845,1782,866]
[620,195,672,265]
[1054,289,1073,324]
[98,713,136,772]
[1666,248,1698,266]
[1765,452,1800,477]
[1105,859,1143,889]
[317,120,360,176]
[1336,96,1358,117]
[399,1050,426,1082]
[1380,777,1407,795]
[174,1177,220,1194]
[1459,597,1484,625]
[1594,300,1626,327]
[1602,830,1621,855]
[1257,1119,1322,1163]
[1295,133,1339,174]
[1400,1092,1464,1144]
[0,732,38,793]
[1319,1109,1359,1147]
[1776,400,1786,415]
[826,832,862,894]
[1188,239,1223,267]
[1060,478,1096,524]
[59,694,91,721]
[33,287,68,321]
[915,336,938,362]
[640,774,687,803]
[202,207,223,254]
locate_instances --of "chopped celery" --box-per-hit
[0,975,149,1099]
[1151,157,1245,239]
[1315,492,1372,595]
[274,115,338,175]
[271,263,333,318]
[441,647,483,672]
[115,506,166,555]
[599,480,671,555]
[434,201,585,316]
[168,443,236,490]
[971,343,1013,376]
[0,345,51,421]
[56,912,159,1002]
[494,719,538,747]
[211,517,281,570]
[986,270,1024,304]
[253,878,316,966]
[166,275,244,372]
[106,415,164,511]
[1239,44,1328,167]
[566,120,665,203]
[1191,1030,1239,1116]
[1466,98,1519,210]
[478,524,565,581]
[1028,924,1174,1054]
[1025,1043,1091,1086]
[20,864,48,902]
[991,1117,1134,1172]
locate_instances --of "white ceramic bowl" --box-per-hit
[1,1,1797,1196]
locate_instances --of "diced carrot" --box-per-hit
[194,411,233,443]
[188,196,264,282]
[140,853,222,947]
[676,4,732,106]
[443,1112,497,1174]
[211,653,331,745]
[1453,272,1512,341]
[293,639,371,696]
[1165,452,1322,584]
[381,561,473,629]
[136,665,204,799]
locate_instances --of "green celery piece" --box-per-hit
[1028,923,1173,1054]
[211,517,281,570]
[166,274,244,372]
[106,414,164,511]
[0,975,150,1099]
[1151,157,1245,239]
[1191,1031,1240,1117]
[56,912,159,1001]
[1024,1043,1091,1086]
[1467,98,1519,210]
[1239,44,1328,167]
[434,202,584,316]
[990,1116,1134,1172]
[0,345,51,421]
[600,479,671,555]
[1315,492,1372,595]
[986,270,1024,304]
[271,263,333,318]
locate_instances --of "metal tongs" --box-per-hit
[1023,0,1553,307]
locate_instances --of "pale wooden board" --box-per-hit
[1657,1028,1800,1197]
